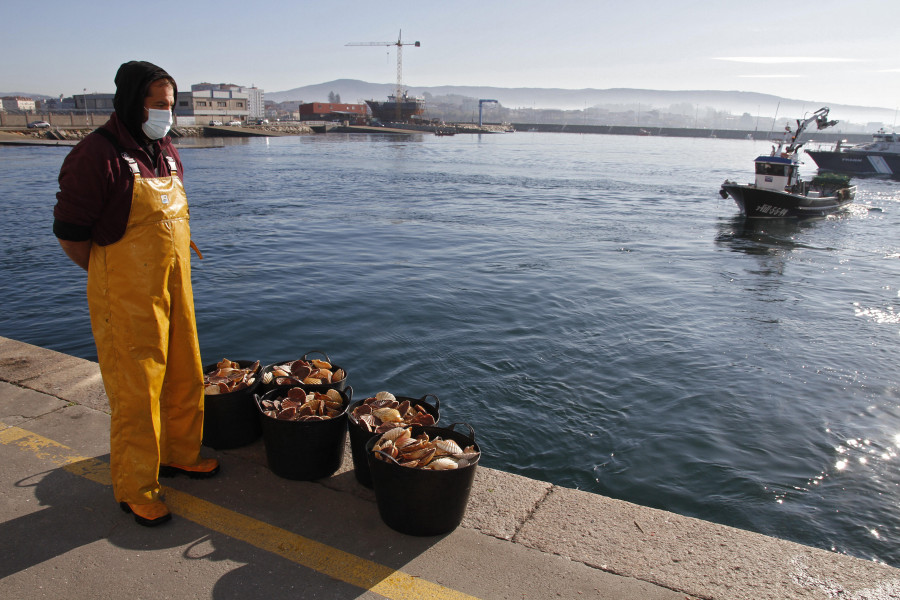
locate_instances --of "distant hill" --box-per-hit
[0,92,55,100]
[267,79,896,126]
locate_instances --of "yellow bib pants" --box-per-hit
[87,157,204,505]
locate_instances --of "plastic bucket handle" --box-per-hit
[442,422,475,441]
[374,448,403,466]
[420,393,440,413]
[302,350,332,364]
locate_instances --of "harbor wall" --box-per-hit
[1,112,873,144]
[507,123,873,143]
[0,112,100,128]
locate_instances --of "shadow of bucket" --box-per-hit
[256,386,352,480]
[259,350,348,396]
[347,394,440,488]
[202,360,262,450]
[366,423,480,536]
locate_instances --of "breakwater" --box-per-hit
[507,122,872,142]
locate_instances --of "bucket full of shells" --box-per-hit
[256,385,352,480]
[366,423,480,536]
[259,351,348,395]
[201,359,262,450]
[348,391,440,488]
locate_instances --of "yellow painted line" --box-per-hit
[0,421,481,600]
[166,488,474,600]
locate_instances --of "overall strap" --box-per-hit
[164,154,178,174]
[94,128,176,176]
[94,128,141,176]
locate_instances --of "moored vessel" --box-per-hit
[806,128,900,176]
[365,92,425,124]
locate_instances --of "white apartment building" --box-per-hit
[1,96,37,112]
[174,83,264,125]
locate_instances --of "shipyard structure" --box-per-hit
[298,93,426,125]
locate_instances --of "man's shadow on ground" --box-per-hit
[5,458,443,598]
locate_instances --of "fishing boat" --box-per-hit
[719,107,856,218]
[806,128,900,176]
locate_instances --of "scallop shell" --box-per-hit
[395,437,420,450]
[281,398,303,410]
[372,408,402,423]
[379,427,410,443]
[409,413,435,427]
[277,406,297,420]
[403,447,436,462]
[375,391,396,403]
[287,387,308,400]
[435,439,463,456]
[428,457,459,470]
[375,421,401,433]
[373,438,394,453]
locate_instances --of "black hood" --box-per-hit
[113,61,177,142]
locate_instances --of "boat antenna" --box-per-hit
[769,102,780,137]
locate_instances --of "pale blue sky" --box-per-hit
[4,0,898,110]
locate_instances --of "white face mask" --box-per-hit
[142,108,173,139]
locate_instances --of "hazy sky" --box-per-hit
[4,0,898,110]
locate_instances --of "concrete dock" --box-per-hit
[1,335,898,599]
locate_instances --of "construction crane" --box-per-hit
[347,31,420,122]
[479,99,498,127]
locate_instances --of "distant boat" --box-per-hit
[719,107,856,218]
[365,92,425,123]
[806,128,900,176]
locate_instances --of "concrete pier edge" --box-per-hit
[1,335,898,600]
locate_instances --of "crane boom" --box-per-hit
[347,30,420,121]
[785,107,838,154]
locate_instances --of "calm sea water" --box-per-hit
[2,132,899,565]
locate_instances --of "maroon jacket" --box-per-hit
[53,112,184,246]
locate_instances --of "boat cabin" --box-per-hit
[872,129,896,144]
[754,155,798,191]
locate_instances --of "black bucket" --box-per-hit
[347,394,440,488]
[201,360,262,450]
[256,386,352,480]
[366,423,480,536]
[259,350,348,395]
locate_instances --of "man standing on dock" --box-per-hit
[52,61,218,527]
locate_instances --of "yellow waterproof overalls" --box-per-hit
[87,140,204,505]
